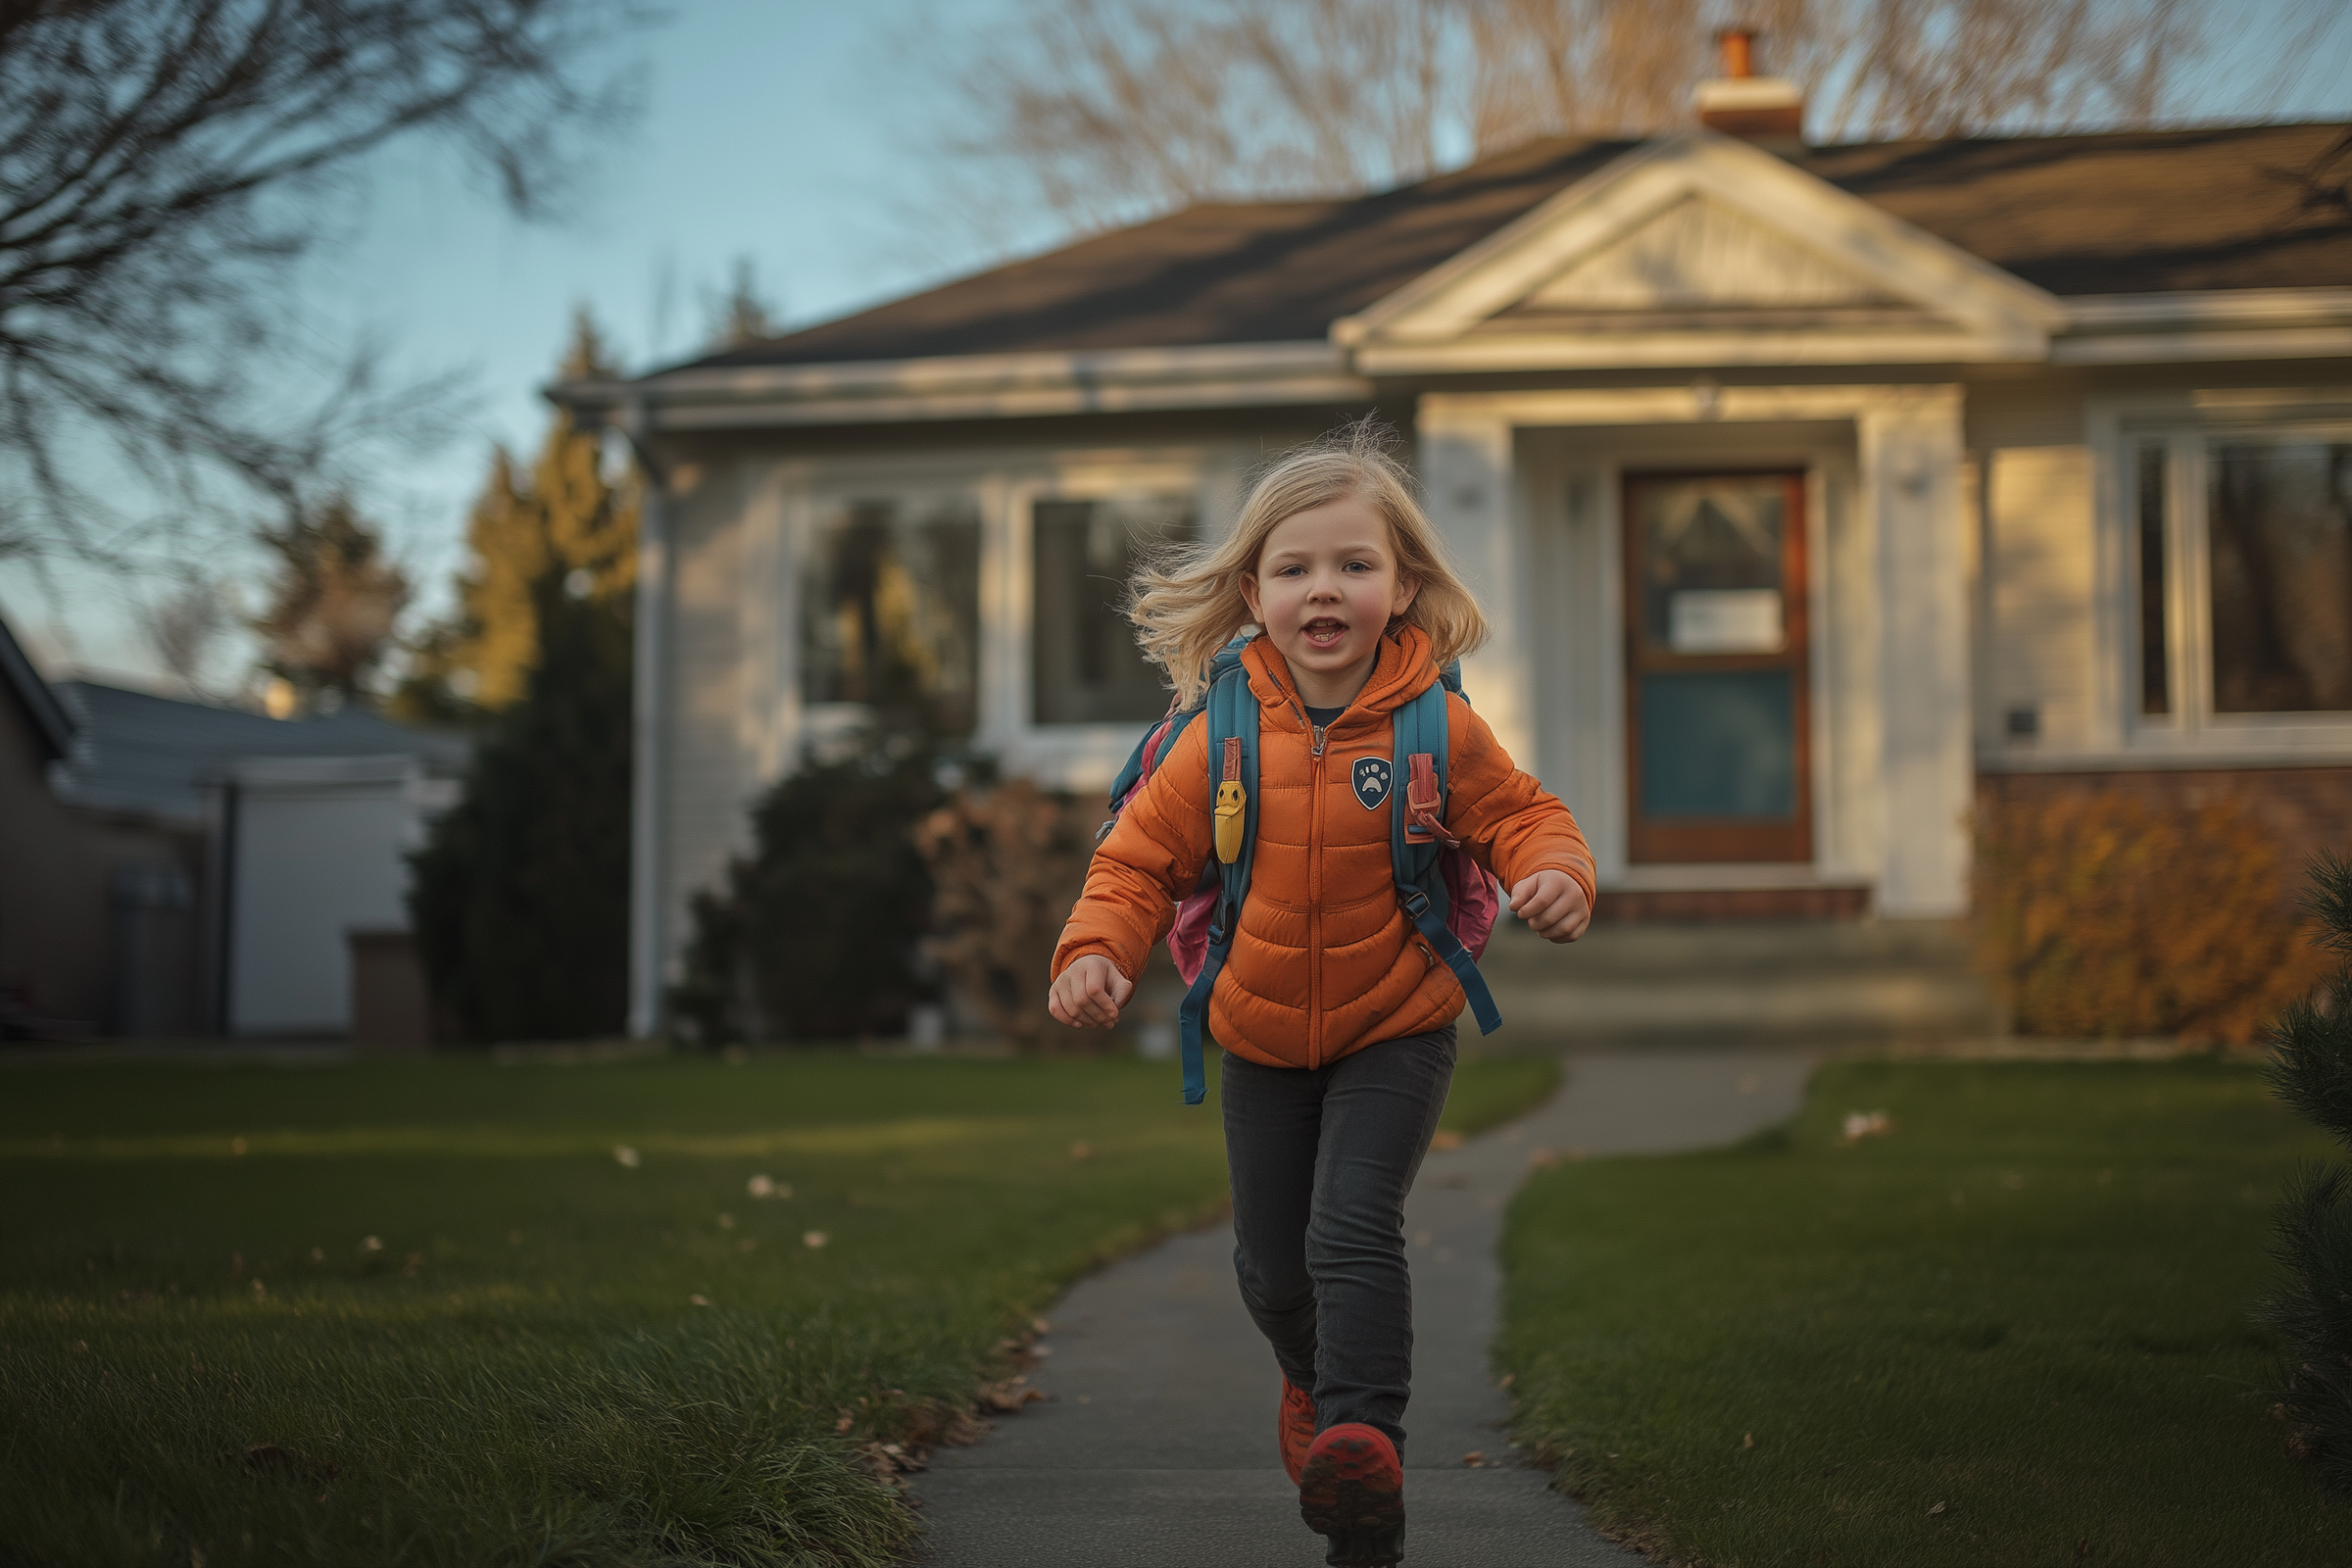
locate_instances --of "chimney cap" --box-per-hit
[1693,28,1804,153]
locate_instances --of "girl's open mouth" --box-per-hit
[1302,617,1348,648]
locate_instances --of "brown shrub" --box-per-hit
[1973,790,2334,1046]
[914,779,1099,1051]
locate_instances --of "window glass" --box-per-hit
[802,498,981,735]
[2136,442,2169,715]
[1637,669,1796,818]
[1032,495,1193,724]
[2208,442,2352,713]
[1636,481,1787,654]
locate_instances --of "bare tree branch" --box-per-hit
[0,0,651,565]
[906,0,2350,252]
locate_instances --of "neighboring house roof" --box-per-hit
[685,122,2350,370]
[52,681,469,823]
[0,612,74,762]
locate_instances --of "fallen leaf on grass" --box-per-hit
[1929,1500,1947,1515]
[361,1236,382,1252]
[803,1230,829,1250]
[689,1294,710,1307]
[1742,1433,1755,1449]
[1068,1141,1094,1160]
[612,1145,640,1168]
[1839,1110,1892,1145]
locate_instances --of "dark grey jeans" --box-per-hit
[1220,1024,1456,1457]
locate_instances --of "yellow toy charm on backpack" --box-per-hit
[1214,736,1247,864]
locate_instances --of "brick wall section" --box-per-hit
[1975,766,2352,911]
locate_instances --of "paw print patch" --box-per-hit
[1351,757,1393,810]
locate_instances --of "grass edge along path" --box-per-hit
[0,1049,1553,1568]
[1496,1056,2352,1568]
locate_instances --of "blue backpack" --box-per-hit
[1099,634,1503,1104]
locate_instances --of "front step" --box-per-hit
[1475,918,2000,1050]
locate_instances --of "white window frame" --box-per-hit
[2093,389,2352,763]
[999,455,1212,786]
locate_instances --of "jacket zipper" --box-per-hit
[1266,668,1329,1066]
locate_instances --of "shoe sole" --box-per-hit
[1298,1425,1404,1567]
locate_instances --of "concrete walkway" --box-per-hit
[910,1050,1811,1567]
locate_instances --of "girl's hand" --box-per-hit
[1508,869,1592,944]
[1049,955,1134,1029]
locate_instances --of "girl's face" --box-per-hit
[1239,493,1419,709]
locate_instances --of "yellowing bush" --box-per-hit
[1974,791,2333,1046]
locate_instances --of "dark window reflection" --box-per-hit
[802,499,981,735]
[2137,443,2169,715]
[2209,443,2352,713]
[1032,496,1192,724]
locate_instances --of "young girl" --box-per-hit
[1047,428,1594,1567]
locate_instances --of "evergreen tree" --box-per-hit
[702,256,779,350]
[408,569,631,1042]
[403,312,636,1043]
[2260,852,2352,1484]
[668,721,949,1046]
[252,494,411,708]
[393,309,636,723]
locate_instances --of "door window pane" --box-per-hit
[802,498,981,735]
[2208,442,2352,712]
[1032,496,1193,724]
[1636,481,1787,654]
[1638,670,1796,818]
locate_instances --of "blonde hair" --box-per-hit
[1129,421,1490,708]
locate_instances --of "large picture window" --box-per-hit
[1031,495,1193,724]
[2134,430,2352,729]
[802,497,981,736]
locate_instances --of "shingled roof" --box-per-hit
[690,122,2350,372]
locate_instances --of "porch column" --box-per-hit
[1417,407,1534,768]
[1859,387,1971,917]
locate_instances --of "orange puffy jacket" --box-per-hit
[1051,626,1596,1071]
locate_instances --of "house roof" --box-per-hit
[686,122,2350,371]
[0,612,74,762]
[52,682,469,823]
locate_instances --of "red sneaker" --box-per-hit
[1279,1375,1317,1485]
[1298,1422,1405,1567]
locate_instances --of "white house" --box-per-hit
[556,71,2352,1038]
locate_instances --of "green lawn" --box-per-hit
[0,1047,1551,1568]
[1498,1057,2352,1567]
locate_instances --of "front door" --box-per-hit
[1623,471,1812,863]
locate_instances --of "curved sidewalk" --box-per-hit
[910,1050,1811,1567]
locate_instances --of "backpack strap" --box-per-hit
[1391,678,1502,1037]
[1174,652,1257,1104]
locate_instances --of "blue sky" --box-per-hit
[3,0,2345,694]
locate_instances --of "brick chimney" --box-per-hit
[1692,27,1805,156]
